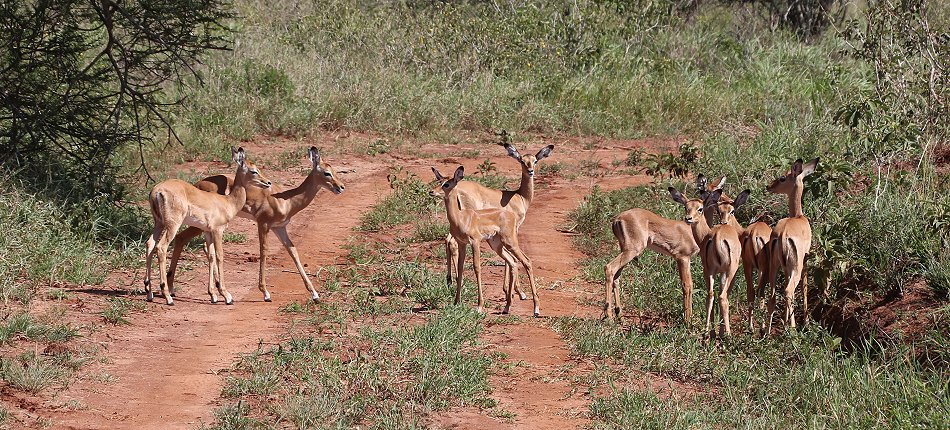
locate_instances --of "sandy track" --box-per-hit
[43,159,389,429]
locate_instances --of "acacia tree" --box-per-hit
[0,0,232,196]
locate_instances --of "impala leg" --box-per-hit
[721,269,738,338]
[445,234,458,288]
[212,230,233,305]
[675,257,694,324]
[506,243,538,317]
[801,255,809,326]
[204,232,219,303]
[784,267,803,330]
[764,242,781,336]
[144,224,162,302]
[503,248,526,300]
[454,240,467,306]
[168,226,202,297]
[744,261,755,332]
[256,223,272,302]
[704,271,715,337]
[604,248,641,322]
[156,224,179,306]
[274,226,320,302]
[489,237,515,314]
[472,241,484,313]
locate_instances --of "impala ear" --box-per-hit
[503,143,522,161]
[695,175,708,194]
[232,147,246,166]
[714,176,727,190]
[308,146,321,166]
[801,157,819,177]
[791,158,804,175]
[453,166,465,182]
[703,189,722,208]
[733,189,751,208]
[668,187,687,205]
[431,167,444,182]
[535,145,554,160]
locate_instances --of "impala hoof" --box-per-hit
[502,307,510,315]
[310,292,320,302]
[210,297,218,304]
[518,292,527,300]
[225,299,234,305]
[145,292,154,302]
[264,297,272,302]
[166,299,174,306]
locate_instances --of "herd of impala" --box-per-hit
[141,143,818,336]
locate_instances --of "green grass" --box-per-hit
[213,305,493,429]
[174,1,870,151]
[0,351,75,395]
[554,318,950,429]
[358,174,439,231]
[99,297,146,326]
[0,180,133,305]
[0,313,80,346]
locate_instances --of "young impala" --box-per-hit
[144,147,271,305]
[430,166,540,316]
[604,176,729,323]
[441,143,554,302]
[165,147,345,302]
[764,158,819,333]
[670,186,750,337]
[697,175,773,331]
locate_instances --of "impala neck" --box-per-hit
[788,180,805,218]
[690,209,714,244]
[444,186,470,230]
[516,166,534,204]
[227,171,250,216]
[286,168,323,212]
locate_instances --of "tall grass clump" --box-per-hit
[358,173,440,231]
[0,180,134,305]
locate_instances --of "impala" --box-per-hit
[670,187,749,337]
[144,147,271,305]
[604,176,729,323]
[764,158,819,332]
[166,147,345,302]
[430,166,540,316]
[697,175,773,331]
[442,142,554,302]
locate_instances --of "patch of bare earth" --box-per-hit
[2,132,680,429]
[6,141,392,429]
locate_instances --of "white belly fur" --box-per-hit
[183,215,210,230]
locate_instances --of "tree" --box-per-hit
[0,0,232,196]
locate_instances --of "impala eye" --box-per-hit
[324,172,332,177]
[442,182,450,189]
[698,208,703,213]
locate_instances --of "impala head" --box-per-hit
[715,189,751,225]
[503,143,554,177]
[766,158,819,195]
[670,186,721,225]
[232,147,271,189]
[429,166,464,198]
[696,174,728,224]
[308,146,345,195]
[696,174,727,199]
